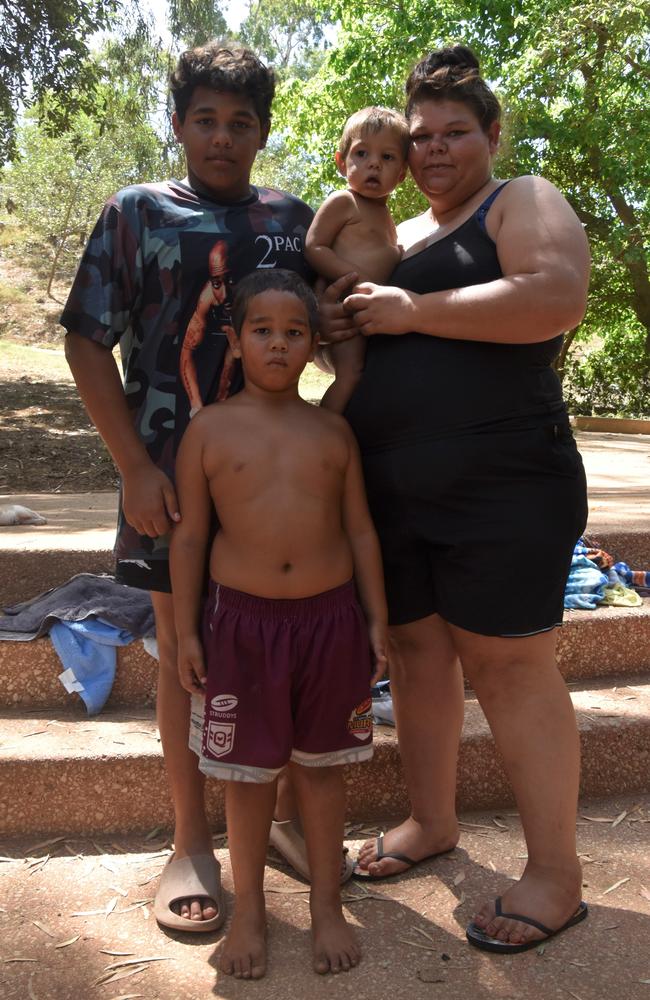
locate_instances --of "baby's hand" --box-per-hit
[178,636,207,695]
[369,621,389,685]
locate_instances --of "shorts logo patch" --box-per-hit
[205,721,235,758]
[348,698,373,741]
[211,694,238,713]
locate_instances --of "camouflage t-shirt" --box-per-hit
[60,179,314,590]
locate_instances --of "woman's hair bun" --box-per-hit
[405,44,500,128]
[420,45,480,76]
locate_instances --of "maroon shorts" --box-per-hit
[194,580,374,783]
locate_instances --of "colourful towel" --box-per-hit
[563,553,607,610]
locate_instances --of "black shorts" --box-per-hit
[361,421,587,636]
[115,556,171,594]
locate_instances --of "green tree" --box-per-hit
[277,0,650,358]
[167,0,229,47]
[1,26,171,298]
[0,0,118,161]
[238,0,330,75]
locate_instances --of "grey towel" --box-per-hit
[0,573,155,641]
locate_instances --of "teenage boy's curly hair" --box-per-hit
[170,42,275,125]
[232,270,319,339]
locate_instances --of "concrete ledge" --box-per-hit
[0,638,157,708]
[0,601,647,710]
[1,679,648,835]
[573,416,650,435]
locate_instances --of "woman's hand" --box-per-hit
[343,283,419,336]
[317,271,359,345]
[368,620,389,685]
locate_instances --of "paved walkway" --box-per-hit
[1,431,648,550]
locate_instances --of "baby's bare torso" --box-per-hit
[199,396,353,598]
[333,191,401,284]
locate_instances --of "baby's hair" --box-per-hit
[405,45,501,130]
[231,270,319,338]
[170,42,275,125]
[338,106,411,160]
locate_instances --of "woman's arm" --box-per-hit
[344,176,590,345]
[341,426,388,683]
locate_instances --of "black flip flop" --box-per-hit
[466,897,588,954]
[352,834,453,881]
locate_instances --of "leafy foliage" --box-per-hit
[1,32,170,292]
[0,0,118,161]
[276,0,650,365]
[239,0,331,74]
[167,0,229,48]
[563,320,650,417]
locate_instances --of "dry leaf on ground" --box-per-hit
[413,926,436,943]
[398,938,436,952]
[54,936,80,949]
[93,965,149,987]
[103,957,172,971]
[31,920,55,937]
[601,877,630,896]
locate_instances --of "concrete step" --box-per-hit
[0,637,157,709]
[0,492,115,607]
[1,601,647,711]
[2,677,648,836]
[2,792,649,1000]
[3,520,647,610]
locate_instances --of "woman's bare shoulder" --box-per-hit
[485,175,580,241]
[497,175,570,208]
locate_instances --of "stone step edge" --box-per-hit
[1,599,649,710]
[1,677,648,835]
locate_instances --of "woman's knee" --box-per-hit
[388,618,458,675]
[461,634,558,691]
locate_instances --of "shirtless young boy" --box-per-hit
[170,269,388,979]
[305,107,409,412]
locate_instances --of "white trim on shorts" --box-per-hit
[498,621,563,638]
[189,695,373,783]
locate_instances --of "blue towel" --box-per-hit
[50,618,134,715]
[563,553,608,610]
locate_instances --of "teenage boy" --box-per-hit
[305,107,409,412]
[170,269,387,977]
[62,43,316,933]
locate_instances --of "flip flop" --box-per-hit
[154,852,226,933]
[269,818,354,884]
[352,834,453,881]
[466,897,588,954]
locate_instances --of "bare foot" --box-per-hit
[355,815,458,878]
[311,898,360,975]
[218,895,267,979]
[472,859,583,946]
[171,826,219,923]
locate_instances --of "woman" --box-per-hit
[338,46,590,953]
